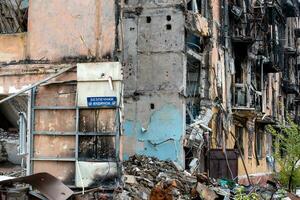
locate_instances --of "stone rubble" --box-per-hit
[113,155,300,200]
[118,155,197,200]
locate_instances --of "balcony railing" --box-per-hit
[232,84,262,112]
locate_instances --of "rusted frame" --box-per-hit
[32,131,117,136]
[76,108,120,162]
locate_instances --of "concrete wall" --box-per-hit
[122,2,186,166]
[0,33,27,63]
[27,0,116,61]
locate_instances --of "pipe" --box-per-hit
[0,66,75,105]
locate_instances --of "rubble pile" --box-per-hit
[0,128,18,140]
[119,155,197,200]
[115,155,300,200]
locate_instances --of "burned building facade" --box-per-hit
[0,0,299,195]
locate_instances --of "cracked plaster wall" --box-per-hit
[122,2,186,166]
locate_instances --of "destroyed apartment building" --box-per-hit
[0,0,299,199]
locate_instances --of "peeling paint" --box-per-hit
[123,104,185,167]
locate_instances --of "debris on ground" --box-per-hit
[113,155,300,200]
[0,128,22,177]
[115,155,197,200]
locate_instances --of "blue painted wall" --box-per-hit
[123,104,185,167]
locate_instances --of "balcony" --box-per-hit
[232,84,262,118]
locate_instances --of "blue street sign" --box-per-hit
[87,97,117,107]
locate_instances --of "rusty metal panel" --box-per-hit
[79,109,116,133]
[33,161,75,185]
[0,173,74,200]
[77,62,122,81]
[75,161,118,187]
[35,85,76,107]
[209,149,238,180]
[33,135,75,158]
[34,110,76,132]
[79,136,116,160]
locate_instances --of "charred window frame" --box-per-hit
[235,126,244,155]
[0,0,28,34]
[255,127,264,159]
[248,131,253,158]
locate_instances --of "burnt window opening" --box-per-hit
[251,61,262,92]
[233,43,248,84]
[248,132,253,158]
[235,126,244,155]
[0,0,28,34]
[166,15,171,21]
[146,16,151,23]
[235,60,243,84]
[79,136,116,160]
[255,127,264,159]
[0,112,14,131]
[150,103,155,110]
[166,24,172,30]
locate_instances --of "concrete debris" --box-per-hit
[0,128,18,140]
[113,155,300,200]
[0,128,21,165]
[185,11,210,37]
[116,155,197,200]
[0,140,8,162]
[195,182,218,200]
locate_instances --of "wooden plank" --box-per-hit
[33,161,75,185]
[79,109,116,133]
[35,85,76,107]
[35,110,76,132]
[33,135,75,158]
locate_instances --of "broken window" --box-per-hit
[248,132,253,158]
[0,0,28,34]
[256,128,264,158]
[235,126,244,155]
[235,59,243,84]
[79,109,116,161]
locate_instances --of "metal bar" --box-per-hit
[77,106,119,109]
[75,105,79,162]
[31,157,76,162]
[18,112,27,155]
[33,106,77,110]
[77,158,117,162]
[32,132,118,137]
[0,66,75,105]
[26,89,32,176]
[30,87,36,175]
[78,132,117,136]
[33,131,76,136]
